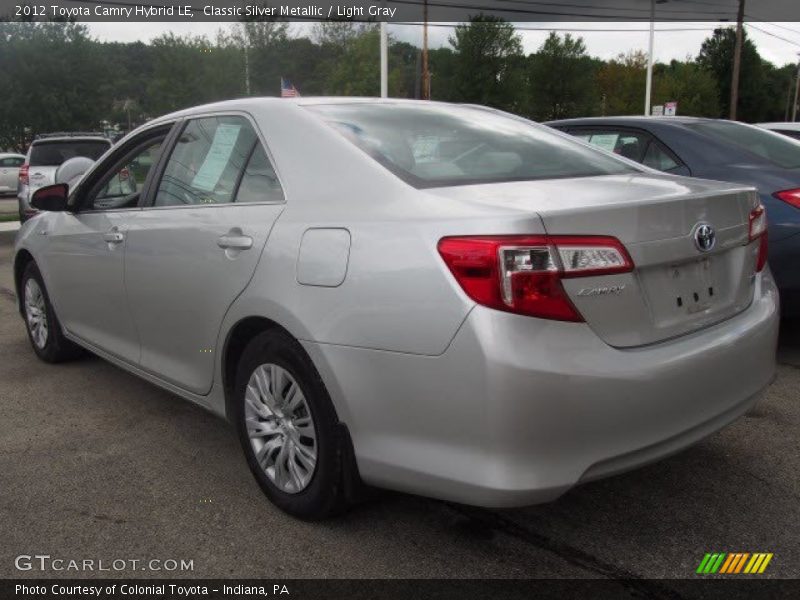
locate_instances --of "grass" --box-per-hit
[0,213,20,223]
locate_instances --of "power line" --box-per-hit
[745,22,800,48]
[394,21,722,33]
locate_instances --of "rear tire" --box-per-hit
[21,262,83,363]
[234,330,350,519]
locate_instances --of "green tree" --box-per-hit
[526,32,600,120]
[697,27,767,121]
[449,15,525,112]
[0,22,108,150]
[597,51,647,116]
[652,60,720,117]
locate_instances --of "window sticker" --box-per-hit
[588,133,619,153]
[191,123,242,192]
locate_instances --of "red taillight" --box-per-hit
[18,163,29,186]
[749,204,768,272]
[437,235,633,322]
[774,188,800,209]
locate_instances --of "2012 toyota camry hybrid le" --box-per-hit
[13,98,779,519]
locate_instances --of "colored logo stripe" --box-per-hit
[697,553,773,574]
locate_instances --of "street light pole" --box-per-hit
[793,59,800,122]
[380,21,388,97]
[422,0,430,100]
[644,0,655,116]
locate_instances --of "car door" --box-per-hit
[37,125,175,364]
[123,113,286,395]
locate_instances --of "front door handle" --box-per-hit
[103,229,125,244]
[217,233,253,250]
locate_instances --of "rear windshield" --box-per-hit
[30,140,110,166]
[688,121,800,169]
[306,103,637,188]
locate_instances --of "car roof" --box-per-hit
[545,116,713,127]
[148,96,482,124]
[0,152,25,158]
[32,136,110,144]
[758,122,800,131]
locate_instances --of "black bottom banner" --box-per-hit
[3,579,800,600]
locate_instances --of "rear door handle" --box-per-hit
[103,230,125,244]
[217,233,253,250]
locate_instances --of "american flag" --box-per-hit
[281,78,300,98]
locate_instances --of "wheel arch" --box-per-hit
[13,248,35,316]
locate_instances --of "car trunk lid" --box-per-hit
[429,174,761,348]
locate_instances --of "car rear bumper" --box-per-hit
[304,270,779,508]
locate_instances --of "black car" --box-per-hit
[547,116,800,317]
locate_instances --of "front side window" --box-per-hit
[154,116,268,207]
[91,139,165,210]
[306,103,637,188]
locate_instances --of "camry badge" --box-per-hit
[577,285,626,297]
[693,223,716,253]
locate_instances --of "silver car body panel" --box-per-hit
[14,98,779,507]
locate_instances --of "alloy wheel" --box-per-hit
[244,363,317,494]
[24,278,48,349]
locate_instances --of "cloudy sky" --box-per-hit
[85,21,800,66]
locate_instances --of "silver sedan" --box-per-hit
[13,98,778,518]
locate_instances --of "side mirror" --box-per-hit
[30,183,69,212]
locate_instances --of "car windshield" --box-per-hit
[689,121,800,170]
[30,140,110,166]
[306,103,637,188]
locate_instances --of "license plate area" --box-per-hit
[668,257,717,314]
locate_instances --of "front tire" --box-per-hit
[234,330,349,519]
[21,262,83,362]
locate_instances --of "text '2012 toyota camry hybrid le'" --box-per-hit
[14,98,778,519]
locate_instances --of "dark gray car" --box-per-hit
[547,117,800,317]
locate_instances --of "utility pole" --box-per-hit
[644,0,655,116]
[729,0,745,120]
[422,0,430,100]
[793,55,800,122]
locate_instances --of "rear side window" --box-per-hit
[235,144,284,203]
[774,129,800,141]
[306,103,636,188]
[689,121,800,169]
[30,140,110,166]
[570,128,682,172]
[154,115,282,206]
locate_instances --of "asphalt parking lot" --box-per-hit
[0,229,798,585]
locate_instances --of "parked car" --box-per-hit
[757,122,800,141]
[547,116,800,317]
[14,99,778,518]
[0,153,26,196]
[17,133,112,222]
